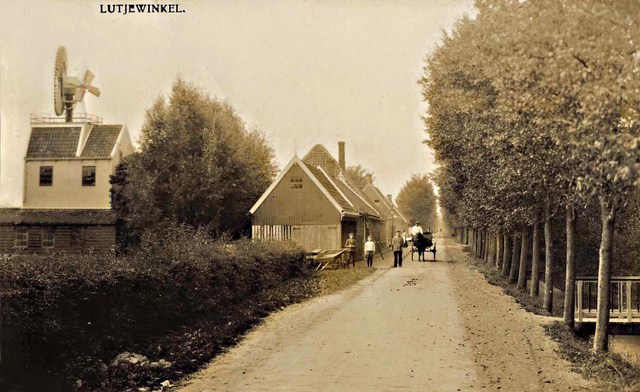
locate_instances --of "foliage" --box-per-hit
[111,79,277,237]
[395,174,437,230]
[424,0,640,350]
[345,164,375,190]
[0,224,314,391]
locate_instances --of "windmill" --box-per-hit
[53,46,101,122]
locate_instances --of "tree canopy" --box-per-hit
[423,0,640,351]
[112,79,276,237]
[395,174,438,230]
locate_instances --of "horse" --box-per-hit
[413,232,433,261]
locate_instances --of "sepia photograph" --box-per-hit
[1,0,640,391]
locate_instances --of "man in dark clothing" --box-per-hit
[391,231,405,268]
[344,233,356,268]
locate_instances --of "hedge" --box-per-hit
[0,224,316,391]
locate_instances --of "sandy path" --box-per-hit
[444,239,595,392]
[177,238,595,391]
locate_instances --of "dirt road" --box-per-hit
[178,238,595,391]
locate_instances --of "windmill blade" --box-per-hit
[85,85,101,97]
[83,70,95,85]
[82,70,100,96]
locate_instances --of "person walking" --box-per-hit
[392,231,405,268]
[344,233,357,268]
[364,236,375,267]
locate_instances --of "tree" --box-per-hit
[112,79,277,238]
[423,0,640,352]
[395,174,437,230]
[346,164,375,190]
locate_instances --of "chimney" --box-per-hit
[367,174,373,184]
[338,141,345,171]
[387,194,393,203]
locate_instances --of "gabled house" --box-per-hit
[362,182,409,244]
[249,142,382,260]
[0,117,134,254]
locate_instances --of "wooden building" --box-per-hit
[0,117,133,255]
[250,143,382,260]
[0,209,118,254]
[362,183,409,244]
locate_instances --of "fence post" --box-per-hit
[576,280,583,323]
[627,281,633,323]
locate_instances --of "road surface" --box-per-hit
[178,237,594,392]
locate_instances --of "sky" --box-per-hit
[0,0,474,207]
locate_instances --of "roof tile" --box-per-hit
[81,125,122,157]
[0,209,117,225]
[26,127,81,158]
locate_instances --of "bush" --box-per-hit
[0,224,315,392]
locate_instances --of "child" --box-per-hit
[364,236,375,267]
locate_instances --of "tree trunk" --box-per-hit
[530,219,541,297]
[543,199,554,313]
[509,234,521,283]
[482,229,489,263]
[502,233,512,277]
[472,229,476,253]
[594,197,616,353]
[471,229,475,252]
[517,226,530,290]
[563,204,577,328]
[496,229,504,270]
[487,232,494,267]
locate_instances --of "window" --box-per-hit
[43,228,55,249]
[82,166,96,186]
[40,166,53,186]
[290,176,303,189]
[15,227,28,249]
[70,227,86,248]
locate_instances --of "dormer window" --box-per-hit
[82,166,96,186]
[39,166,53,186]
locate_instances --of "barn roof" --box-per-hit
[26,124,125,159]
[305,165,357,215]
[249,155,380,219]
[0,209,118,225]
[362,183,408,224]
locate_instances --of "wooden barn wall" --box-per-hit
[0,226,14,253]
[0,225,115,254]
[252,224,340,251]
[252,163,341,226]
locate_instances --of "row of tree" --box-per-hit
[423,0,640,352]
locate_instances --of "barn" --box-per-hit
[362,182,409,245]
[249,143,382,260]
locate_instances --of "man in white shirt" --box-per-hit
[411,221,424,237]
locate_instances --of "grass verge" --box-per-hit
[317,258,378,295]
[460,243,640,391]
[462,245,563,317]
[546,322,640,391]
